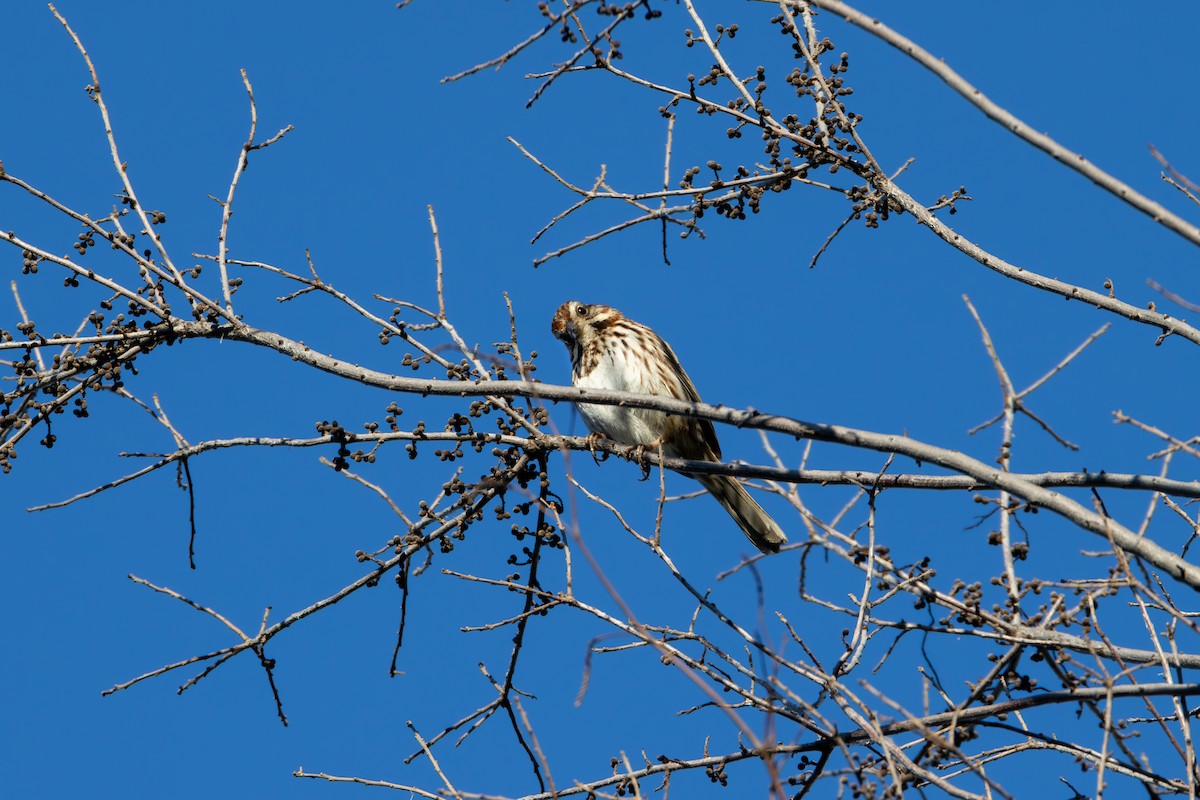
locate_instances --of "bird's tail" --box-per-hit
[697,474,788,554]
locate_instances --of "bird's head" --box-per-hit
[551,301,619,348]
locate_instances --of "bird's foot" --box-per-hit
[584,431,609,464]
[630,438,665,480]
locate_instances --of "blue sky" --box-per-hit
[3,2,1200,797]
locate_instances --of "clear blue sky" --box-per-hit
[2,2,1199,797]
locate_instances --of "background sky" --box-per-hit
[2,2,1200,797]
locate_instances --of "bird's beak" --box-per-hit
[551,308,573,343]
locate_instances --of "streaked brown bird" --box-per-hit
[551,301,788,554]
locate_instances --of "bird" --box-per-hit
[551,300,788,554]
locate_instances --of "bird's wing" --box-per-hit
[653,331,722,460]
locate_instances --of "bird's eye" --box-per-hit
[576,304,589,317]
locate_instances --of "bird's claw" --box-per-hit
[629,438,664,481]
[584,432,609,464]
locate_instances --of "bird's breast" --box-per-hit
[574,342,670,446]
